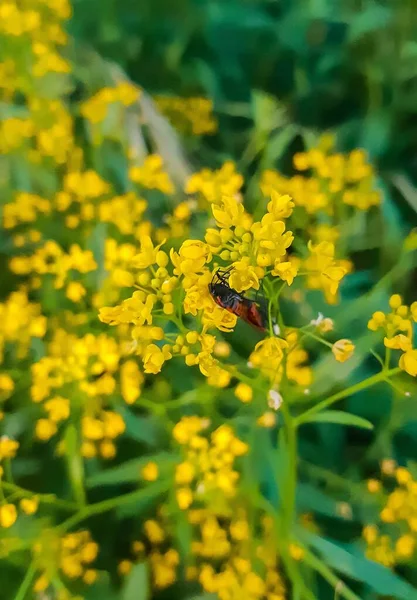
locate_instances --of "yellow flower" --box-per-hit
[143,344,172,374]
[272,260,298,285]
[289,543,305,561]
[267,191,294,219]
[121,360,143,404]
[144,519,165,543]
[0,503,17,528]
[44,396,70,422]
[212,196,246,229]
[175,461,195,484]
[310,312,334,333]
[177,487,193,510]
[234,382,253,403]
[332,339,355,363]
[171,240,211,275]
[20,497,39,515]
[305,241,347,303]
[395,534,415,559]
[367,310,386,331]
[141,461,159,481]
[132,236,163,269]
[35,419,57,441]
[384,334,412,351]
[66,281,86,302]
[83,569,98,585]
[367,479,381,493]
[0,436,19,459]
[228,258,260,292]
[0,374,14,394]
[257,411,276,428]
[399,349,417,377]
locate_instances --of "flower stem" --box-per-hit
[1,482,77,511]
[294,367,401,428]
[57,480,169,533]
[13,561,37,600]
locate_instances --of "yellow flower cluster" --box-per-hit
[33,529,98,593]
[154,95,217,136]
[363,467,417,567]
[261,140,380,214]
[3,192,51,229]
[129,154,175,195]
[80,82,140,125]
[173,417,248,511]
[0,290,46,361]
[195,512,287,600]
[368,294,417,377]
[249,330,312,389]
[10,241,97,295]
[0,0,71,81]
[30,330,135,457]
[186,161,243,205]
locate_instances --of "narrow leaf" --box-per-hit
[122,562,149,600]
[301,531,417,599]
[301,410,373,430]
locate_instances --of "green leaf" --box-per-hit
[348,3,391,42]
[301,410,373,430]
[87,573,118,600]
[122,562,149,600]
[297,483,349,519]
[301,532,417,599]
[120,407,167,446]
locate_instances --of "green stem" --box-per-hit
[300,329,333,349]
[57,480,169,533]
[281,403,297,528]
[13,561,37,600]
[1,482,77,511]
[294,367,401,427]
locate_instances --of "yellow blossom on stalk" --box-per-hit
[249,337,288,388]
[234,382,253,403]
[141,462,159,481]
[0,374,14,402]
[64,168,110,199]
[0,436,19,459]
[129,154,174,195]
[185,161,243,204]
[368,295,417,377]
[363,467,417,566]
[20,497,39,515]
[0,504,17,528]
[304,241,348,303]
[66,281,86,303]
[0,290,46,361]
[173,418,248,511]
[120,360,144,404]
[10,241,97,290]
[332,339,355,363]
[155,95,217,136]
[32,529,98,592]
[143,344,173,374]
[80,82,140,125]
[261,142,380,214]
[272,259,299,285]
[171,239,212,275]
[228,257,260,292]
[3,192,51,229]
